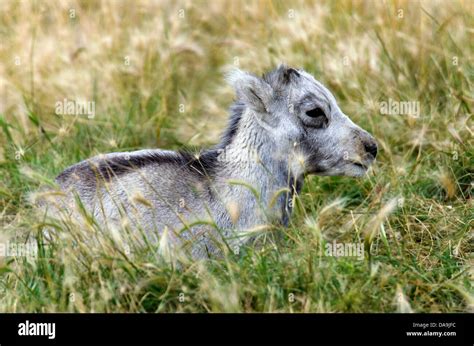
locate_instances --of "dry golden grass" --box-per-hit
[0,0,472,312]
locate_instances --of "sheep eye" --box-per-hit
[306,107,326,118]
[305,108,328,128]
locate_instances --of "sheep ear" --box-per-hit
[275,64,300,85]
[226,69,273,113]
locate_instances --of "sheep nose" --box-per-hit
[364,141,378,159]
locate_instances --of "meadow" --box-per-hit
[0,0,472,312]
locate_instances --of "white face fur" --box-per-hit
[228,65,378,178]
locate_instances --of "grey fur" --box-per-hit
[45,65,378,260]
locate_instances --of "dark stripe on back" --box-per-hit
[218,101,245,148]
[56,150,220,184]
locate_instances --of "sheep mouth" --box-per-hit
[351,161,368,170]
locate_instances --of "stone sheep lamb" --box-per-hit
[44,65,378,260]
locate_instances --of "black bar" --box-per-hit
[0,313,472,345]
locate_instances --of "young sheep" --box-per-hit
[47,65,378,260]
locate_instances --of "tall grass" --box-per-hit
[0,0,472,312]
